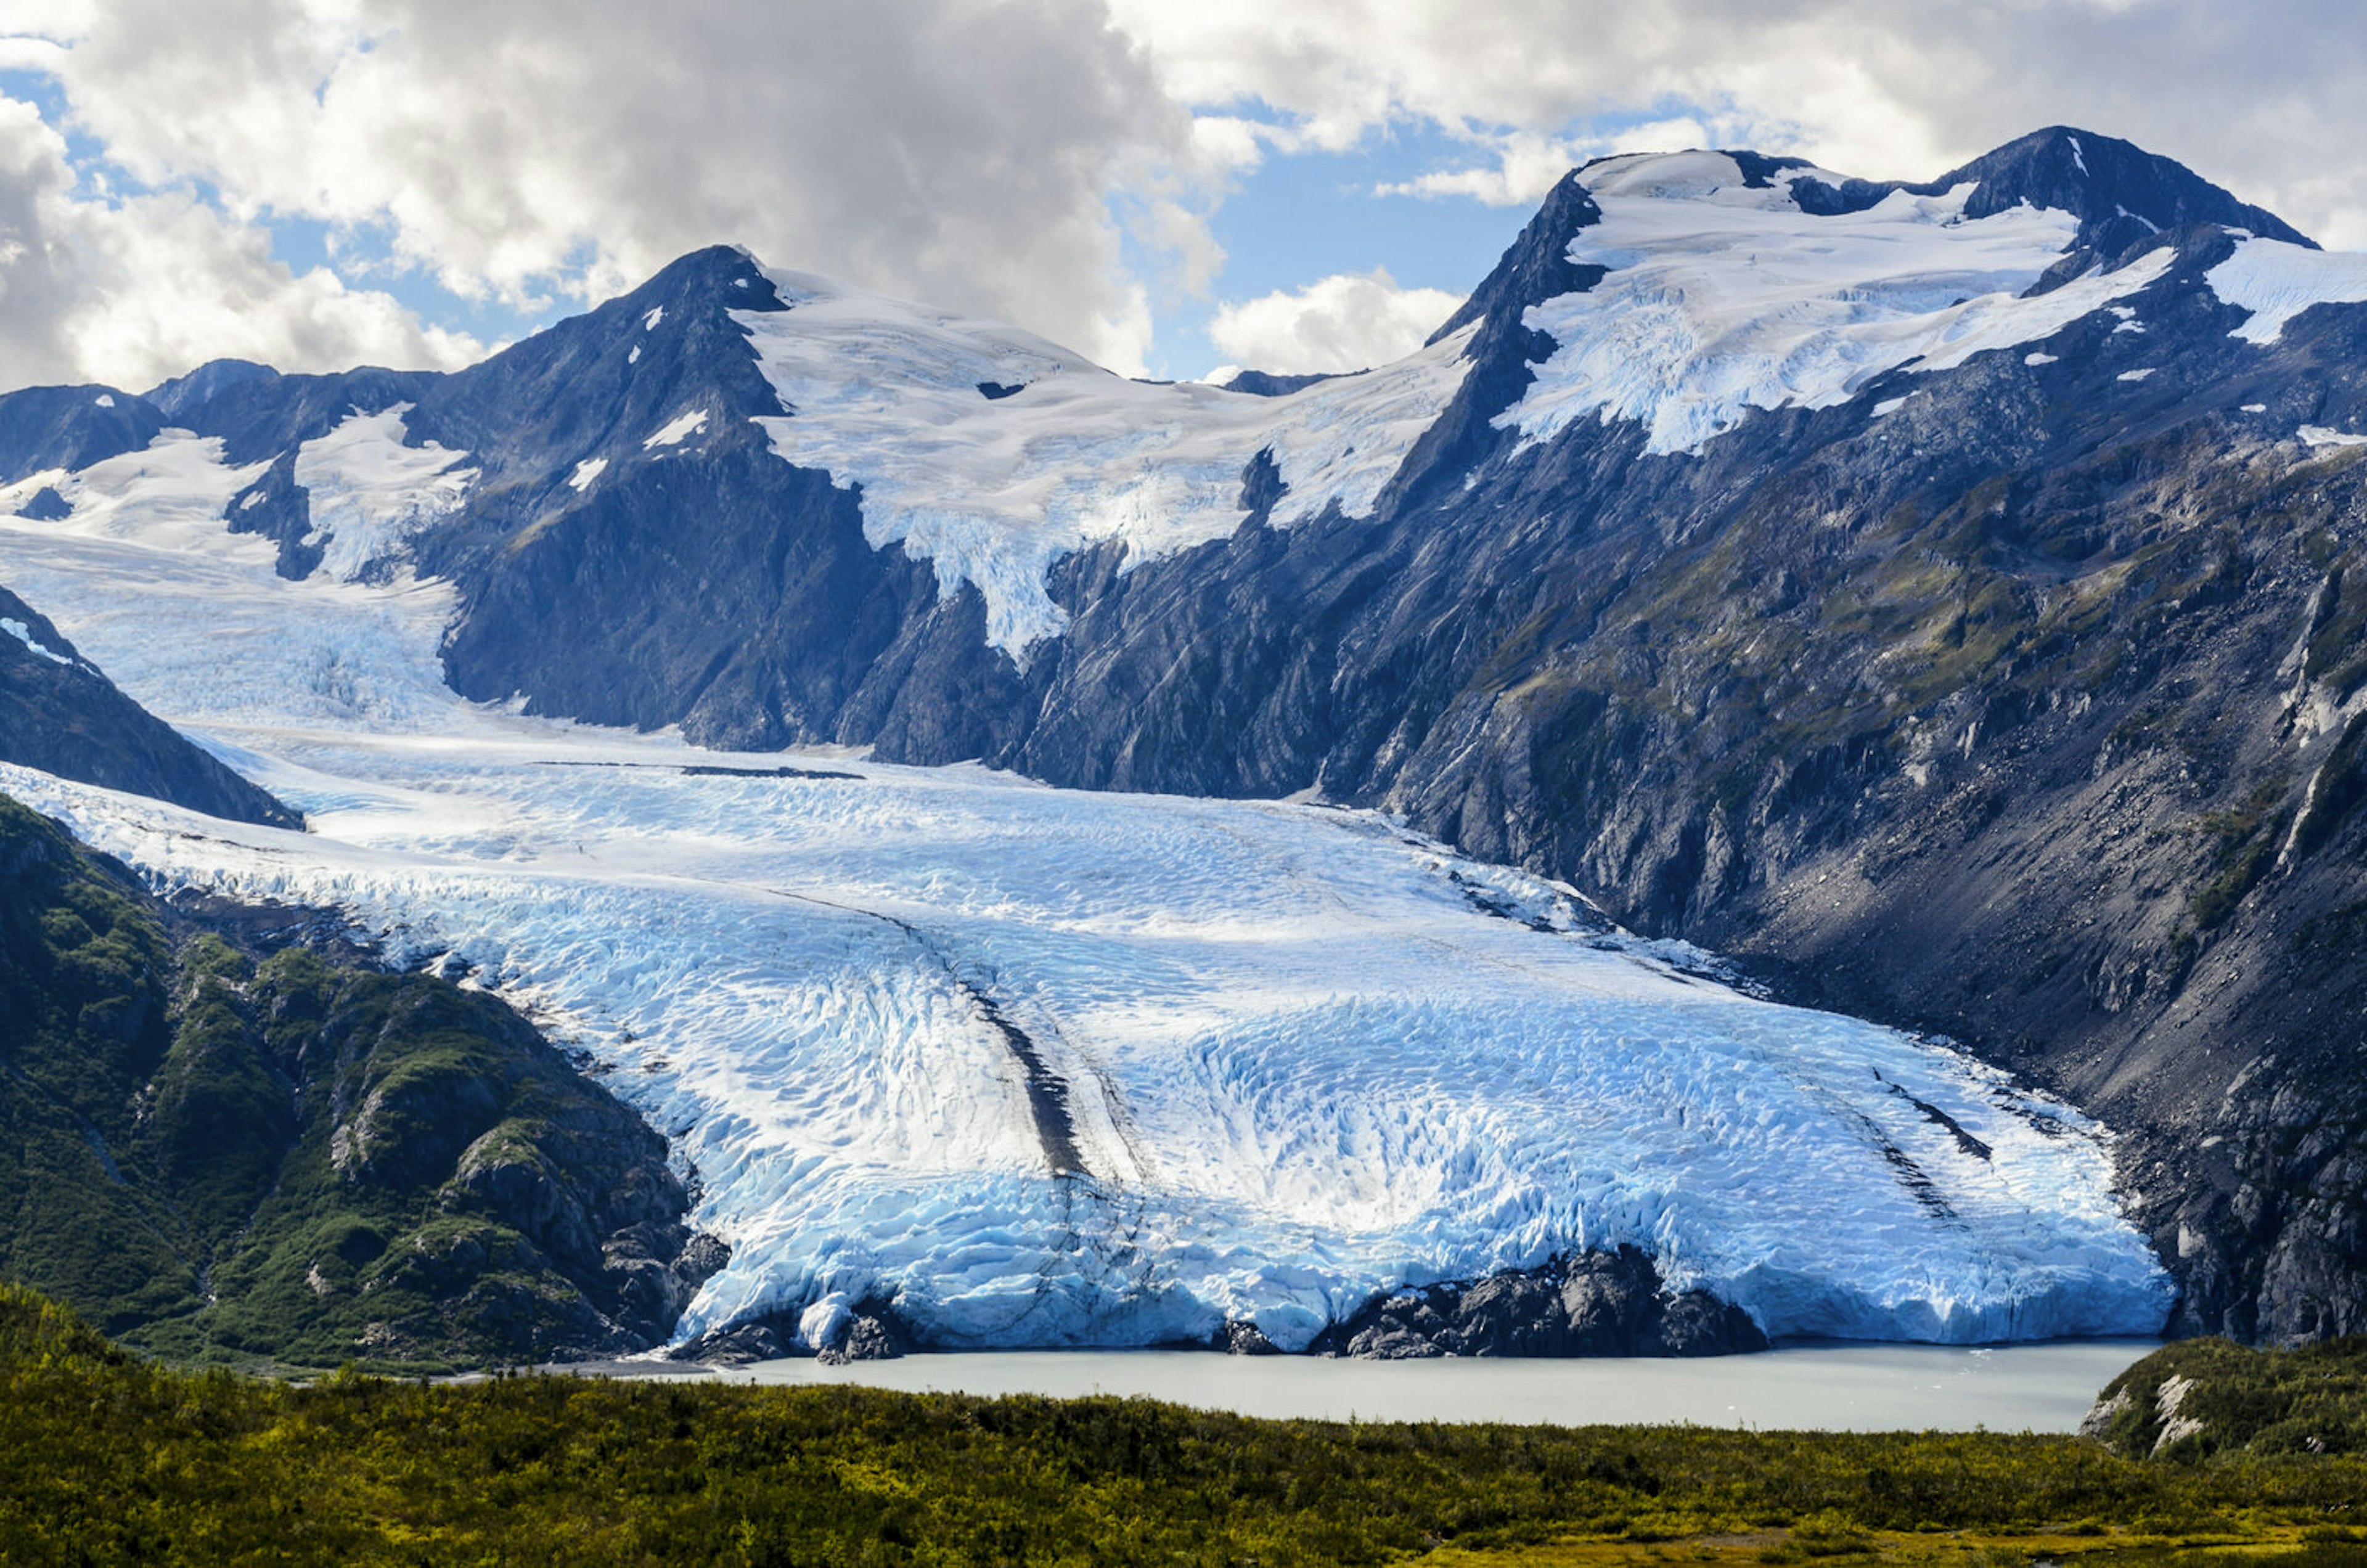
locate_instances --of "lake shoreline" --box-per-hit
[496,1336,2167,1434]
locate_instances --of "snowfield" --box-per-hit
[0,434,2176,1354]
[2206,236,2367,345]
[1500,151,2176,455]
[736,270,1478,657]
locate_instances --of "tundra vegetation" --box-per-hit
[0,794,708,1371]
[6,1286,2367,1566]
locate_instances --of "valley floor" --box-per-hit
[4,1287,2363,1568]
[0,449,2177,1356]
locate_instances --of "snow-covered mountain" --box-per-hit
[6,125,2367,1347]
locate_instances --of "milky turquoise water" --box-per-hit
[671,1339,2158,1432]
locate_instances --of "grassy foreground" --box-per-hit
[7,1287,2367,1566]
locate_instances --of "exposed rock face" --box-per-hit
[672,1300,910,1366]
[2078,1386,2132,1443]
[0,584,299,829]
[1221,1319,1283,1356]
[2077,1333,2367,1459]
[675,1322,787,1368]
[816,1312,910,1366]
[1309,1247,1769,1360]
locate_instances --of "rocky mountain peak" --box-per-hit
[142,359,279,424]
[1428,168,1605,351]
[1772,126,2314,264]
[1932,125,2313,253]
[0,384,165,489]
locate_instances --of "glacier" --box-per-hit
[1500,152,2176,455]
[2205,235,2367,345]
[289,404,476,582]
[0,425,2176,1354]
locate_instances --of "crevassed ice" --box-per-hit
[0,438,462,733]
[2206,237,2367,345]
[293,405,475,582]
[734,270,1478,658]
[0,462,2175,1353]
[1498,152,2173,455]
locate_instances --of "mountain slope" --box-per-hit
[0,791,719,1369]
[0,584,298,830]
[5,125,2366,1342]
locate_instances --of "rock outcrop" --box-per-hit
[1309,1247,1769,1360]
[0,792,721,1370]
[0,584,298,829]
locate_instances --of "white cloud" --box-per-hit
[1209,267,1462,374]
[0,96,480,393]
[1378,120,1713,206]
[7,0,2367,398]
[1107,0,2367,248]
[17,0,1208,378]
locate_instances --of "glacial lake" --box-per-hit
[603,1339,2161,1432]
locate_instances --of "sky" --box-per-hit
[1,1,2363,394]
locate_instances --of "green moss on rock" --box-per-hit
[0,794,716,1373]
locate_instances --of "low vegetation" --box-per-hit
[6,1285,2367,1566]
[0,793,694,1372]
[2089,1337,2367,1461]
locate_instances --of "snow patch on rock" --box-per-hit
[2207,237,2367,344]
[293,406,475,582]
[644,410,708,448]
[0,617,73,665]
